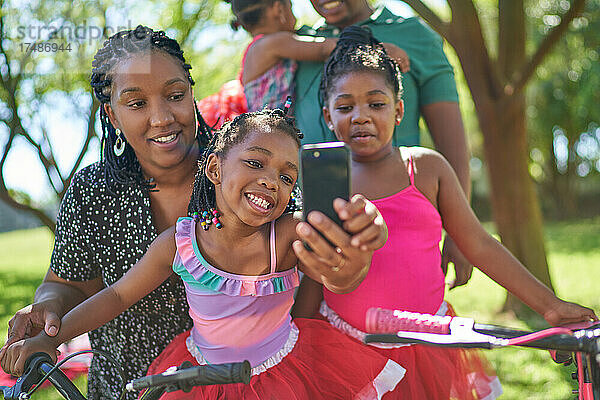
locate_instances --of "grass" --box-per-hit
[0,228,87,399]
[445,217,600,399]
[0,218,599,399]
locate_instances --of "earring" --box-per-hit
[113,128,126,157]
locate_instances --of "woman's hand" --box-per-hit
[382,43,410,73]
[0,334,58,377]
[0,301,61,362]
[543,300,598,327]
[293,195,387,293]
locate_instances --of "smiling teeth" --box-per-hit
[323,1,341,10]
[247,194,271,209]
[154,133,177,143]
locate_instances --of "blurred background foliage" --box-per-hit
[0,0,598,228]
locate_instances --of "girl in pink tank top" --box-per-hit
[198,0,338,129]
[1,109,403,399]
[293,26,597,400]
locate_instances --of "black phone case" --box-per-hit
[300,142,351,227]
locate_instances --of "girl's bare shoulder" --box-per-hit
[401,146,452,175]
[276,212,301,241]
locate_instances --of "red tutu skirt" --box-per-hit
[145,318,405,399]
[318,302,502,400]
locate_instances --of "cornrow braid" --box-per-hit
[188,108,303,225]
[91,25,212,192]
[319,25,403,107]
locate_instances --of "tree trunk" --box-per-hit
[446,1,554,315]
[406,0,588,314]
[485,98,554,313]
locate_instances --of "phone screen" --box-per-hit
[300,142,351,227]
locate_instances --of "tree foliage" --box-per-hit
[526,1,600,218]
[401,0,592,311]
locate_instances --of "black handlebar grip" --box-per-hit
[182,360,252,387]
[129,360,252,393]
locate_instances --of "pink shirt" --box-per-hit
[324,151,445,332]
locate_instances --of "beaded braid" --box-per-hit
[90,25,212,192]
[188,108,302,230]
[319,25,403,107]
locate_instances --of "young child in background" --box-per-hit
[292,26,598,400]
[199,0,410,128]
[1,109,405,400]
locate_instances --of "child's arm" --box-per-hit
[242,33,411,83]
[242,32,337,84]
[289,194,387,295]
[425,149,598,325]
[0,228,177,376]
[291,274,323,319]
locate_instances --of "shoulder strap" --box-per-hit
[407,151,415,186]
[239,34,265,80]
[269,221,277,273]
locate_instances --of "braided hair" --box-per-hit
[188,108,302,222]
[224,0,286,31]
[90,25,212,191]
[319,25,403,106]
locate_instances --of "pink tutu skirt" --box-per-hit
[145,318,405,399]
[319,302,502,400]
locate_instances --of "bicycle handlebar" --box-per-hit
[364,307,600,354]
[130,360,251,394]
[1,352,85,400]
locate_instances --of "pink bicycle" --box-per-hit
[365,308,600,400]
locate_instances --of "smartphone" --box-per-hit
[300,142,351,228]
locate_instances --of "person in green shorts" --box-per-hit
[294,0,473,287]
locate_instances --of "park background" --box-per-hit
[0,0,599,398]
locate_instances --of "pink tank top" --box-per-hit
[241,34,297,112]
[324,151,445,332]
[173,217,300,367]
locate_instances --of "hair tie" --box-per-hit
[283,96,292,115]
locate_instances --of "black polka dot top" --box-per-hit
[50,161,192,400]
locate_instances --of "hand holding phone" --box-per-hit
[300,142,351,228]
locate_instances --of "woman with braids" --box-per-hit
[0,26,212,399]
[1,108,405,399]
[292,26,597,399]
[197,0,409,128]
